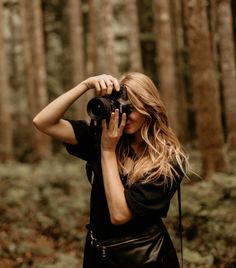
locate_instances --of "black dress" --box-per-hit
[64,120,180,268]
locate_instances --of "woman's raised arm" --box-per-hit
[33,82,88,144]
[32,74,120,144]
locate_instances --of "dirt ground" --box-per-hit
[0,151,236,268]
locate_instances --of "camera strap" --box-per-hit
[85,120,101,185]
[177,183,183,268]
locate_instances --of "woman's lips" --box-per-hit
[125,123,131,129]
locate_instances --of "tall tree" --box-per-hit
[0,0,14,162]
[153,0,179,135]
[20,0,52,159]
[170,0,188,142]
[31,0,52,158]
[125,0,143,72]
[86,0,96,77]
[20,0,37,151]
[95,0,118,76]
[209,0,218,64]
[68,0,84,85]
[183,0,228,178]
[217,0,236,150]
[68,0,91,121]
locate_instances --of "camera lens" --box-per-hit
[91,102,103,116]
[87,97,112,120]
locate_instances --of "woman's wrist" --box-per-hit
[101,148,116,155]
[75,81,89,94]
[101,149,117,164]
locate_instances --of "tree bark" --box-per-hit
[217,0,236,150]
[68,0,84,85]
[125,0,143,72]
[86,0,96,77]
[183,0,228,178]
[20,0,52,159]
[171,0,188,142]
[0,0,14,162]
[153,0,179,135]
[95,0,118,76]
[209,0,218,65]
[20,0,37,142]
[68,0,91,121]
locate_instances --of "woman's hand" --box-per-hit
[101,109,127,151]
[81,74,120,95]
[101,109,133,225]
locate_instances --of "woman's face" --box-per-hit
[124,109,146,136]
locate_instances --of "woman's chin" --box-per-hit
[124,126,134,135]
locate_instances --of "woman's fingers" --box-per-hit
[119,113,127,131]
[101,111,126,151]
[108,110,126,134]
[92,80,101,94]
[101,119,107,131]
[113,109,119,131]
[99,79,107,95]
[95,74,119,95]
[107,75,120,92]
[83,74,119,95]
[107,112,115,131]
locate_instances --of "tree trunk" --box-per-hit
[217,0,236,150]
[171,0,188,142]
[183,0,228,178]
[0,0,14,162]
[125,0,143,72]
[31,0,52,158]
[209,0,218,65]
[86,0,96,77]
[20,0,51,159]
[153,0,179,135]
[20,0,37,150]
[68,0,91,121]
[96,0,118,76]
[68,0,84,85]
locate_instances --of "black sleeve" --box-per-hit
[124,177,180,218]
[64,120,97,162]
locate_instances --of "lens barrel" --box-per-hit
[87,97,115,120]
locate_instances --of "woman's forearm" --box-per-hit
[101,150,133,225]
[33,82,88,129]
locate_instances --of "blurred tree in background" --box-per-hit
[183,0,228,178]
[0,0,13,162]
[0,0,235,177]
[217,0,236,150]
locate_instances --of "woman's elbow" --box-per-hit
[33,116,40,127]
[32,116,43,130]
[110,211,133,226]
[32,115,49,132]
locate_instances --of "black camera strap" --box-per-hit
[85,120,101,185]
[177,183,183,268]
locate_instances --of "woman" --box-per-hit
[33,72,189,268]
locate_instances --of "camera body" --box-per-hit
[87,85,133,121]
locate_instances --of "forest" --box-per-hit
[0,0,236,267]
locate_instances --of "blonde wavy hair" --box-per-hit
[116,72,189,186]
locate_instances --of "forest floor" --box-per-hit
[0,149,236,268]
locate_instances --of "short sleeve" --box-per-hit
[64,120,97,162]
[124,177,179,218]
